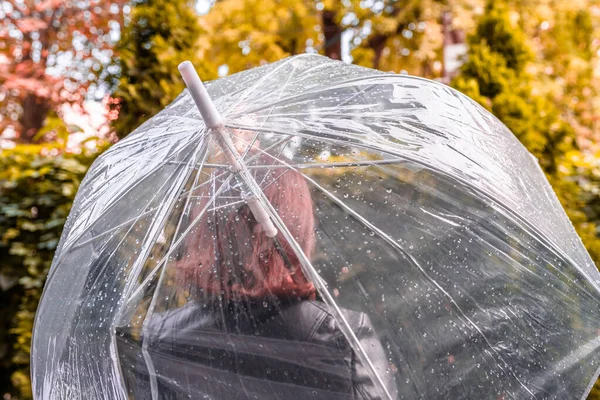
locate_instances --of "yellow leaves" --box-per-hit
[200,0,319,74]
[10,371,32,399]
[9,242,29,257]
[321,0,341,10]
[374,17,398,36]
[412,20,443,61]
[2,228,20,243]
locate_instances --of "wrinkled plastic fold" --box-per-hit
[32,54,600,400]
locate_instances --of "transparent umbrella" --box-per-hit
[32,54,600,400]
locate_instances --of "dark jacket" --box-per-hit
[116,300,398,400]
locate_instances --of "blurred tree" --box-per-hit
[0,0,125,143]
[200,0,321,74]
[0,143,105,399]
[199,0,465,77]
[452,1,600,268]
[344,0,484,77]
[453,3,559,165]
[348,0,444,75]
[109,0,217,138]
[509,2,599,144]
[453,5,600,395]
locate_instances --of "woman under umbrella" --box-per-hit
[116,151,398,399]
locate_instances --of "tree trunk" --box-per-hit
[321,10,342,60]
[19,94,51,143]
[368,34,387,70]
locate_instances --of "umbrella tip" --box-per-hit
[178,60,223,128]
[178,60,193,70]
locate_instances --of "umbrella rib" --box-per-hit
[248,178,394,400]
[241,131,261,160]
[138,144,213,400]
[49,142,201,279]
[66,174,238,252]
[258,137,292,187]
[259,169,293,192]
[303,174,537,397]
[202,163,229,168]
[188,135,295,193]
[238,65,295,163]
[203,159,408,170]
[228,74,396,117]
[66,208,157,251]
[222,58,295,116]
[207,200,246,212]
[60,135,203,253]
[336,84,376,107]
[110,143,211,391]
[124,172,235,304]
[121,141,213,302]
[168,114,205,125]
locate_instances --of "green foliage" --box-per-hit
[200,0,320,75]
[110,0,216,138]
[452,3,562,167]
[0,144,103,399]
[452,2,600,267]
[590,376,600,400]
[456,42,515,99]
[472,2,532,72]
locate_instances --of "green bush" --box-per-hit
[0,143,104,399]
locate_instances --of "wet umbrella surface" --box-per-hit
[32,55,600,400]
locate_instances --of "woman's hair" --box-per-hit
[177,164,316,301]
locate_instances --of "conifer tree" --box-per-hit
[110,0,216,138]
[452,2,600,263]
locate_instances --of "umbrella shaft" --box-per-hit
[211,127,278,238]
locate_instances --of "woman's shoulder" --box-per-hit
[282,300,371,344]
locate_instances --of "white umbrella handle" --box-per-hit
[178,61,278,237]
[178,61,223,129]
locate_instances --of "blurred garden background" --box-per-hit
[1,0,600,398]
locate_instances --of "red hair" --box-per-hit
[177,164,316,301]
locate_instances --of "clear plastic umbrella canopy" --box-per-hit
[32,54,600,400]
